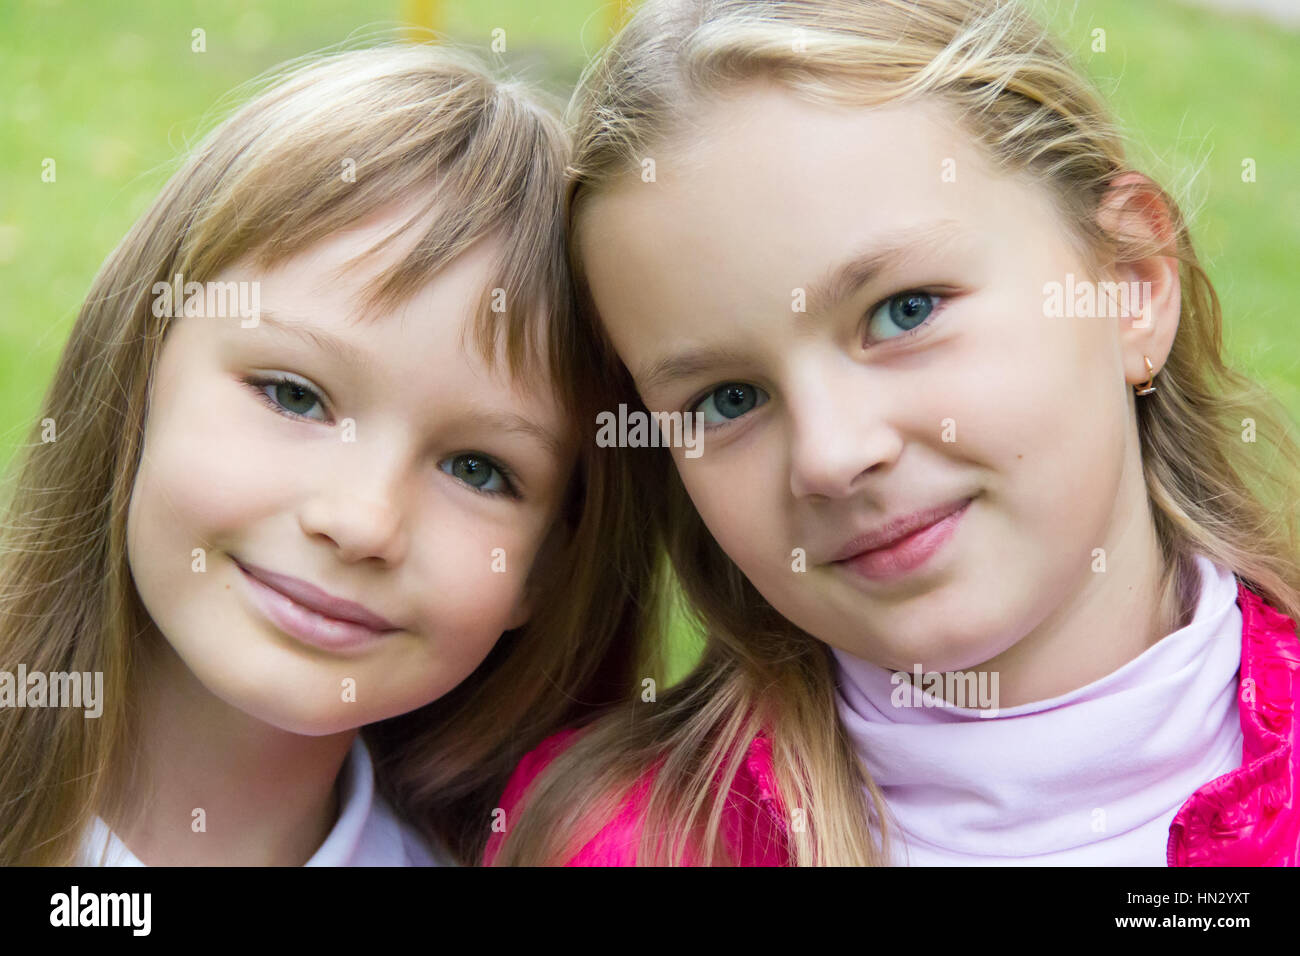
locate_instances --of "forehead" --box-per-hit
[586,86,1015,250]
[578,82,1064,311]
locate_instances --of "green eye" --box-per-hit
[441,453,516,497]
[246,374,329,422]
[273,381,323,418]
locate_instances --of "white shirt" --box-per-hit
[79,736,451,866]
[831,554,1245,865]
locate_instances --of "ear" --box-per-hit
[1094,172,1182,389]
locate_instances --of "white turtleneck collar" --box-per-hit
[831,554,1244,865]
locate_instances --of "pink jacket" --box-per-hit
[485,581,1299,866]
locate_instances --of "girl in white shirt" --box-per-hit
[0,42,650,866]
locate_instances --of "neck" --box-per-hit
[934,465,1183,710]
[106,632,356,865]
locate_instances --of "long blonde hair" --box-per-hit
[494,0,1300,865]
[0,41,660,865]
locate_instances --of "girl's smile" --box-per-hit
[829,495,975,584]
[234,557,403,656]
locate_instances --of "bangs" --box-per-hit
[171,43,571,393]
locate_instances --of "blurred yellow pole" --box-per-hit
[607,0,637,35]
[404,0,442,42]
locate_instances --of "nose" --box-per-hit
[298,456,409,566]
[786,354,903,501]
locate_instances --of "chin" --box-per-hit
[234,690,366,737]
[843,615,1003,674]
[188,662,368,737]
[257,715,358,738]
[918,626,1021,674]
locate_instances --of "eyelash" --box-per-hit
[242,374,520,499]
[863,288,948,346]
[682,288,949,428]
[441,454,521,500]
[244,373,332,423]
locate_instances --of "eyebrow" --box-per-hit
[255,310,377,376]
[635,218,967,395]
[801,218,967,319]
[466,406,570,460]
[637,345,758,396]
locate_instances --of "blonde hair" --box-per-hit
[494,0,1300,865]
[0,41,659,865]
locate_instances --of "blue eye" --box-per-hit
[440,453,517,498]
[692,383,769,426]
[866,291,941,342]
[246,374,329,422]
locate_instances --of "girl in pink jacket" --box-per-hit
[486,0,1300,866]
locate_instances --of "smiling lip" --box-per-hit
[234,559,399,653]
[831,498,973,582]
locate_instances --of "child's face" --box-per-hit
[127,209,574,735]
[579,86,1154,674]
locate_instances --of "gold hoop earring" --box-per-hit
[1135,355,1157,396]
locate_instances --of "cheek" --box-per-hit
[676,441,790,584]
[938,292,1129,570]
[406,505,547,645]
[124,365,300,715]
[943,286,1122,453]
[130,373,289,564]
[345,501,564,732]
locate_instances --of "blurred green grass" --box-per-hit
[2,0,1297,685]
[1025,0,1300,418]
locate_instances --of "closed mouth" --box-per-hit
[232,558,399,632]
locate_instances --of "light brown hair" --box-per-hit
[0,41,658,865]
